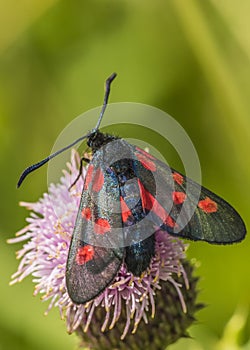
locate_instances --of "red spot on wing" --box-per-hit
[92,167,104,192]
[76,245,94,265]
[120,196,132,223]
[84,164,94,190]
[136,153,156,172]
[94,218,111,234]
[198,197,218,213]
[165,215,176,228]
[136,147,155,160]
[172,172,184,185]
[81,207,92,220]
[138,179,155,211]
[172,191,186,205]
[138,179,176,228]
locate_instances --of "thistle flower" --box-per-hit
[9,150,202,349]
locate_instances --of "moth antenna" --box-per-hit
[17,134,89,188]
[93,72,117,132]
[17,72,117,188]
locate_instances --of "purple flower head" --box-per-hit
[9,150,201,348]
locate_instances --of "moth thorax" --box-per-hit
[87,131,119,153]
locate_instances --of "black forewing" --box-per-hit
[165,171,246,243]
[66,145,124,304]
[133,146,246,244]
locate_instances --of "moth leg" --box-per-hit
[69,156,90,190]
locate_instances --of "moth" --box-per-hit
[18,73,246,304]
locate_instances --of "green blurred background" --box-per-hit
[1,0,249,349]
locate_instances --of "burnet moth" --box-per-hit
[18,73,246,304]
